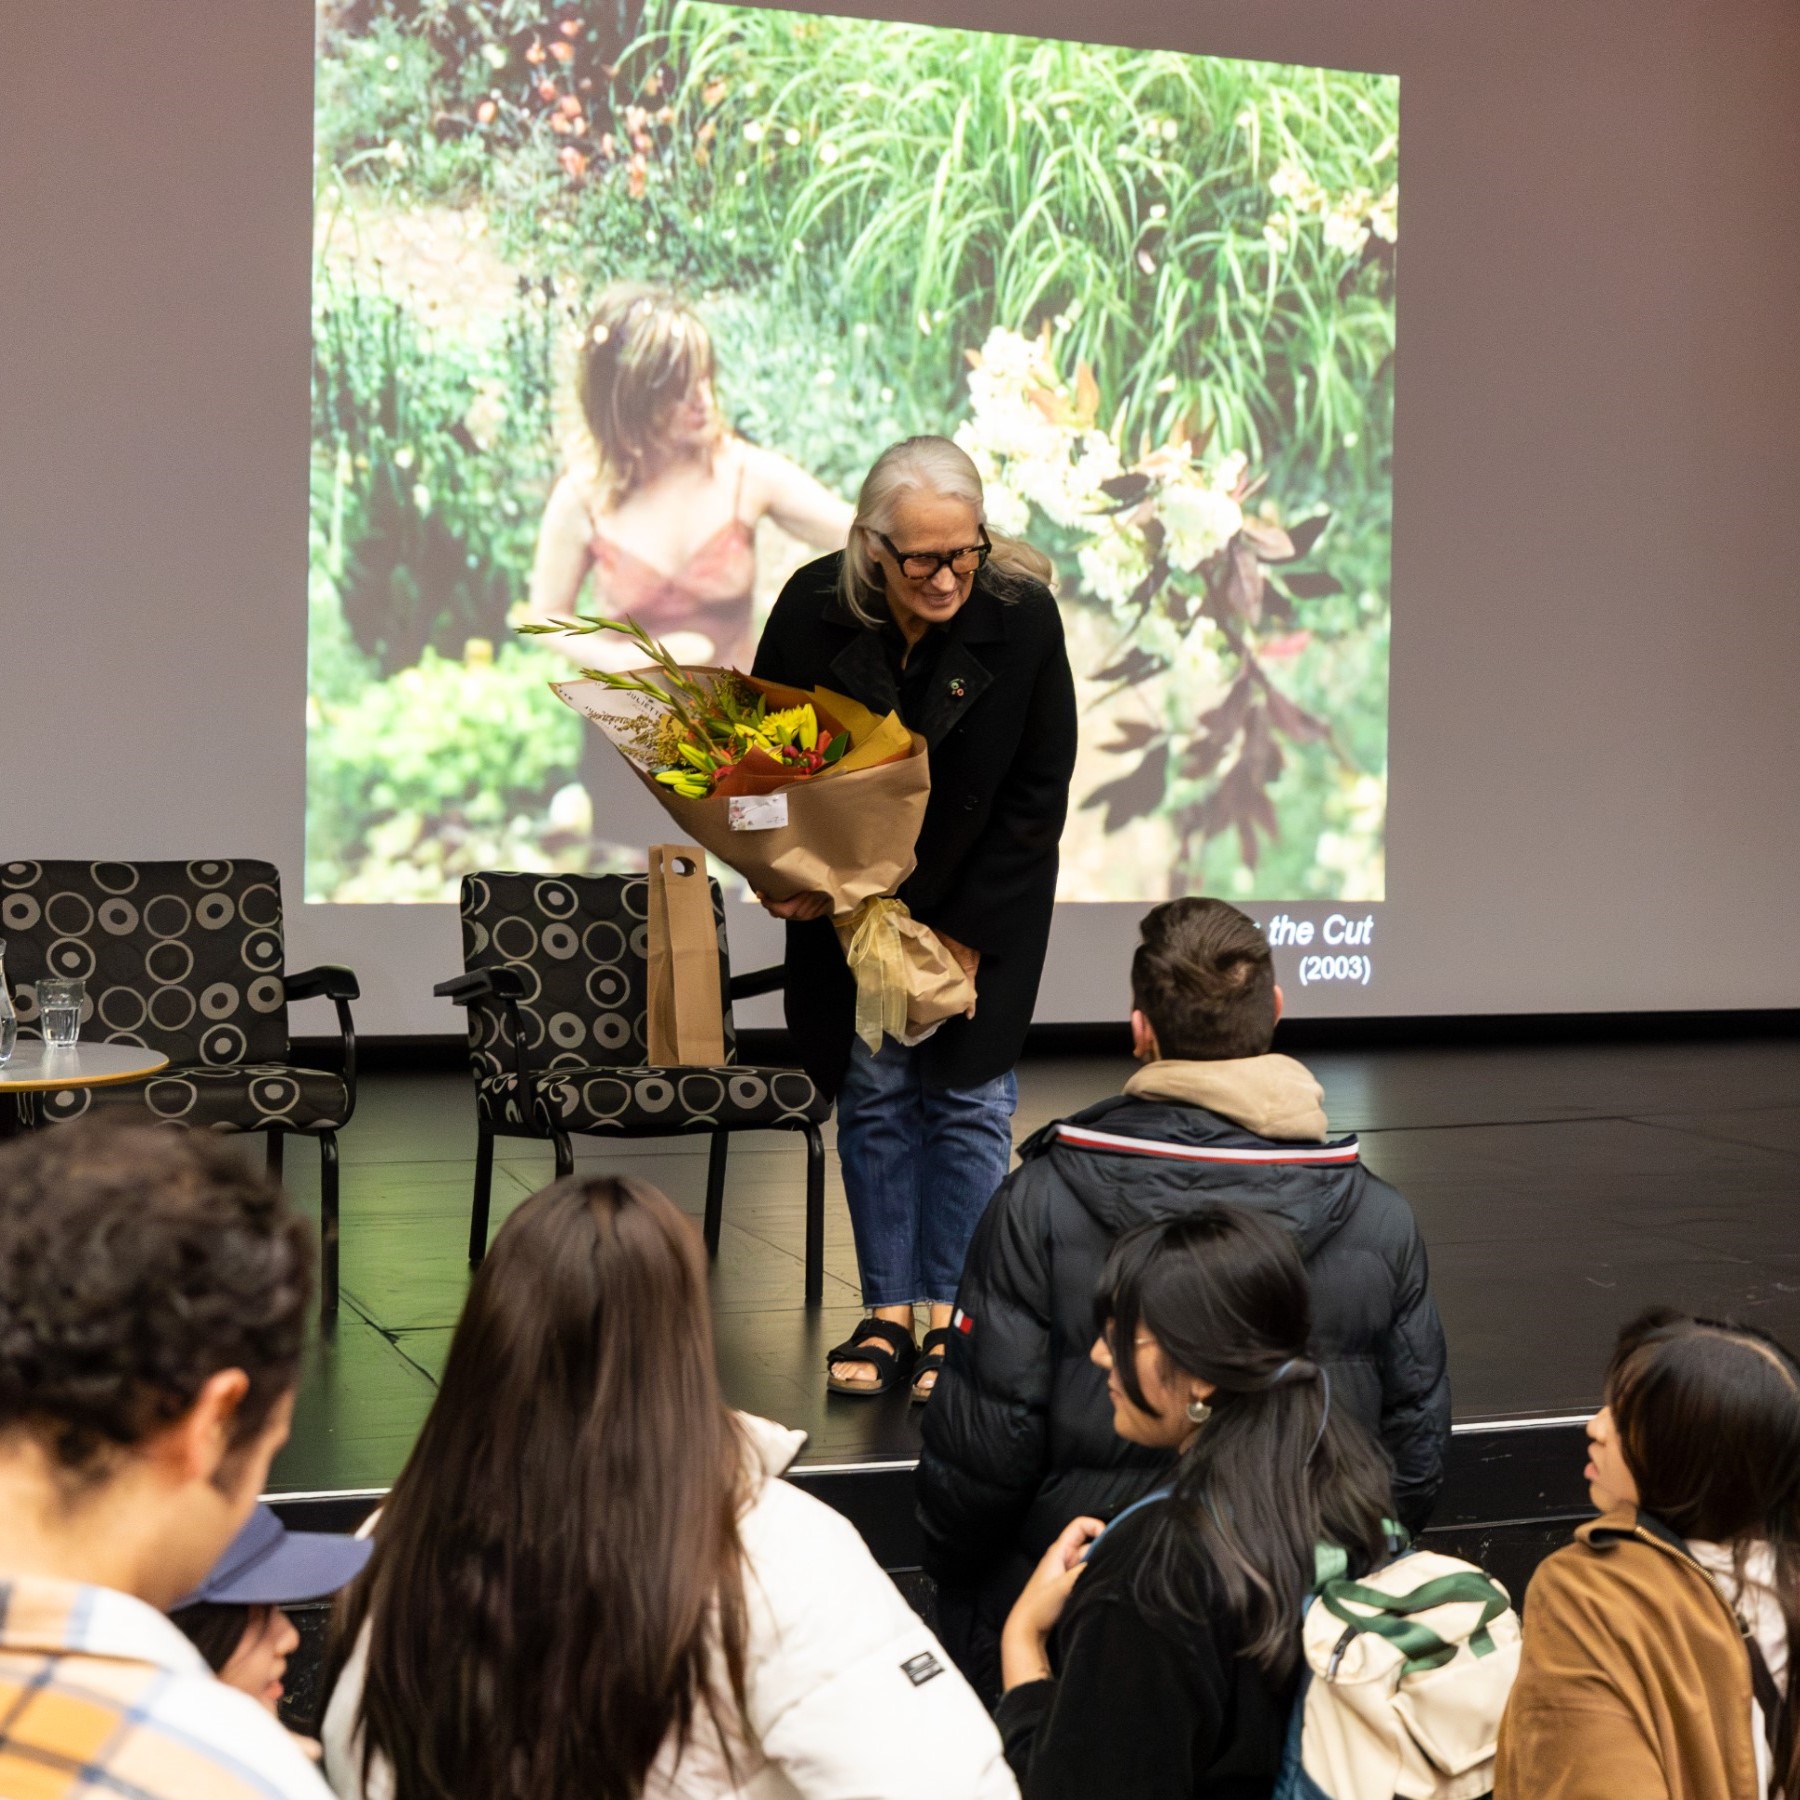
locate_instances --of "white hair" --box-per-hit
[838,435,1054,626]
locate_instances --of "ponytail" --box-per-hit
[1096,1211,1394,1682]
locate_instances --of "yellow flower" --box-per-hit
[764,704,818,750]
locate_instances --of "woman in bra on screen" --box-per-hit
[527,282,853,680]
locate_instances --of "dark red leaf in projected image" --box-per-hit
[1280,571,1343,599]
[1200,671,1256,741]
[1081,742,1170,834]
[1238,520,1297,563]
[1263,681,1329,744]
[1097,471,1153,509]
[1100,720,1163,754]
[1285,513,1331,558]
[1091,647,1168,687]
[1222,540,1265,623]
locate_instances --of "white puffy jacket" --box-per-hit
[321,1413,1017,1800]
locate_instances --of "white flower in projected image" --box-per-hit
[952,321,1349,886]
[1157,480,1243,573]
[1076,532,1149,608]
[1322,202,1371,259]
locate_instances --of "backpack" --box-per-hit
[1272,1546,1521,1800]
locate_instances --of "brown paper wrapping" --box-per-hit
[552,671,976,1044]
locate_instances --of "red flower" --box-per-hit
[475,99,498,124]
[559,147,589,179]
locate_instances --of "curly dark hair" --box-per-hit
[0,1120,313,1482]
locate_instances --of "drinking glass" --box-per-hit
[39,977,85,1048]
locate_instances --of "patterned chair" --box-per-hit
[0,859,358,1314]
[435,870,831,1303]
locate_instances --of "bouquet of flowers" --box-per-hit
[521,614,975,1049]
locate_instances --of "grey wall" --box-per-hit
[4,0,1797,1033]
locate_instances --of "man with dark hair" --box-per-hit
[918,897,1450,1698]
[0,1121,330,1798]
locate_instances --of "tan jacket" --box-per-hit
[1496,1508,1762,1800]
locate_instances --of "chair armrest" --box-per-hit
[285,967,359,1127]
[433,967,527,1004]
[286,964,361,1003]
[434,966,537,1118]
[729,965,786,1001]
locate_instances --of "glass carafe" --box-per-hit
[0,939,16,1067]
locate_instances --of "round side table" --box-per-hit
[0,1042,171,1135]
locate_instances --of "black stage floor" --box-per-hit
[256,1033,1800,1722]
[267,1033,1800,1501]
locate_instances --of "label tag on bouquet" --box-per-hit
[727,794,789,832]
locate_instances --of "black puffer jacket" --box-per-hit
[917,1088,1450,1598]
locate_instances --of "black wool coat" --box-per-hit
[751,553,1077,1095]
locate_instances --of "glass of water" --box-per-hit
[39,978,85,1048]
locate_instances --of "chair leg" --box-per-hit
[469,1120,495,1267]
[265,1130,284,1179]
[704,1131,729,1259]
[317,1130,340,1318]
[803,1123,825,1308]
[553,1129,574,1179]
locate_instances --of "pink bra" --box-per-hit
[587,473,757,669]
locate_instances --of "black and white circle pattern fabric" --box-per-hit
[38,1063,348,1133]
[458,870,775,1129]
[1,860,289,1068]
[458,869,733,1092]
[524,1062,828,1133]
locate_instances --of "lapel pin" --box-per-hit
[948,677,967,700]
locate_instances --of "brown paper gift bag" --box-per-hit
[645,844,726,1067]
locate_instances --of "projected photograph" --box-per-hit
[308,1,1396,904]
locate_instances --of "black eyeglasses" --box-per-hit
[875,524,992,581]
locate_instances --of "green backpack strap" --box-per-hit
[1318,1569,1511,1675]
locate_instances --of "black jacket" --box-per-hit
[917,1089,1451,1596]
[996,1501,1295,1800]
[751,553,1076,1094]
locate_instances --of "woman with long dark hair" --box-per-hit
[318,1174,1013,1800]
[993,1206,1395,1799]
[1498,1309,1800,1800]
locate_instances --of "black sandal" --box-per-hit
[826,1318,917,1397]
[911,1327,954,1404]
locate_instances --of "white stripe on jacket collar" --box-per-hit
[1054,1121,1360,1164]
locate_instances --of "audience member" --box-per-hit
[918,896,1448,1695]
[995,1206,1396,1798]
[320,1172,1016,1800]
[1497,1308,1800,1800]
[0,1121,329,1799]
[172,1501,371,1750]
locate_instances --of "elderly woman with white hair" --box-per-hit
[753,435,1077,1402]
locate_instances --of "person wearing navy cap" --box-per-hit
[171,1502,371,1721]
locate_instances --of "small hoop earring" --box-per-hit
[1185,1397,1213,1426]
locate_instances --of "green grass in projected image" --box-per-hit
[308,0,1395,904]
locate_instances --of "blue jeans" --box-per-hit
[835,1036,1018,1307]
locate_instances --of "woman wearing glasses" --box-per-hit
[752,435,1077,1402]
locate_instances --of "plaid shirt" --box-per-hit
[0,1577,331,1800]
